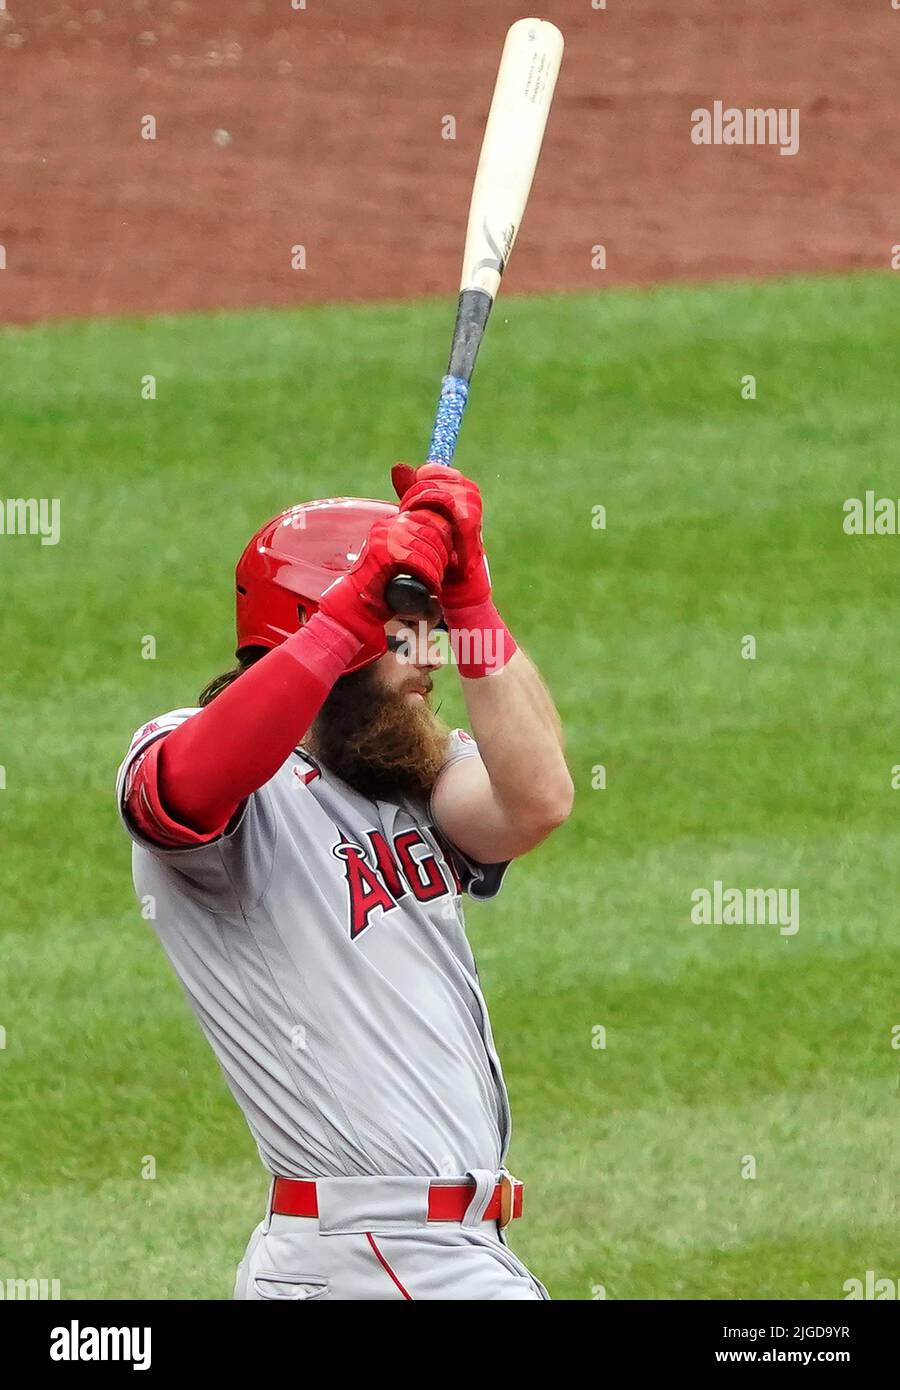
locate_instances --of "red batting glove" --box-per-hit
[392,464,517,678]
[391,463,490,609]
[318,507,453,653]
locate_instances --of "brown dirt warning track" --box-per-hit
[1,0,899,324]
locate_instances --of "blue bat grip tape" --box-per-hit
[426,375,470,466]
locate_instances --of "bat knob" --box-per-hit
[385,574,432,616]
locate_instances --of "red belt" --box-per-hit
[270,1174,524,1228]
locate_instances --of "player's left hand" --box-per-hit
[391,463,491,609]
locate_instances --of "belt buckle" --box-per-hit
[498,1171,515,1229]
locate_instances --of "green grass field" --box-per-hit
[1,273,898,1300]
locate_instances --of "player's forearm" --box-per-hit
[152,614,361,835]
[457,645,573,832]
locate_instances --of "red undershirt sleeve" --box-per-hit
[124,613,362,847]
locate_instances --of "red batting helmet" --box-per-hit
[235,497,398,674]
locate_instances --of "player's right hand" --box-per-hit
[317,508,452,651]
[391,463,490,609]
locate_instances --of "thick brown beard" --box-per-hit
[304,664,450,805]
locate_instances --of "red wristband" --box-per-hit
[442,597,518,678]
[282,610,365,680]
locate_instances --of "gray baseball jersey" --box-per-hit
[116,710,513,1181]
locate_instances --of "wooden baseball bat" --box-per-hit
[386,16,564,614]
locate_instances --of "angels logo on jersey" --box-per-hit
[333,827,463,938]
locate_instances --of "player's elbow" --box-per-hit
[517,771,574,848]
[544,771,575,831]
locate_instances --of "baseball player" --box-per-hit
[116,464,573,1300]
